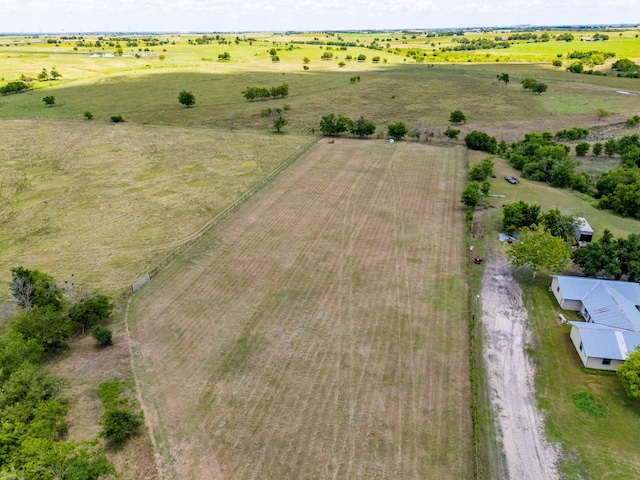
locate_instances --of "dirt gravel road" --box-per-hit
[481,254,560,480]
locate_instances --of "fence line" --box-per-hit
[130,136,320,292]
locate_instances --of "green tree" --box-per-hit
[540,208,574,241]
[464,131,497,153]
[178,89,195,107]
[575,142,590,156]
[100,408,143,443]
[507,228,570,278]
[350,116,376,138]
[11,306,74,352]
[303,56,310,64]
[67,294,113,333]
[273,114,287,133]
[387,122,408,140]
[319,113,351,136]
[92,326,113,347]
[449,110,467,124]
[469,158,494,181]
[592,142,603,156]
[604,138,618,156]
[531,82,548,94]
[37,68,49,81]
[496,73,509,85]
[84,111,93,120]
[597,108,610,120]
[10,267,64,310]
[42,95,55,106]
[502,201,541,233]
[461,181,481,207]
[357,54,367,61]
[552,58,563,67]
[444,127,460,139]
[617,348,640,399]
[520,77,538,90]
[50,67,61,79]
[269,48,277,56]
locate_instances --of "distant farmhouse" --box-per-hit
[551,275,640,371]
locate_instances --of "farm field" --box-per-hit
[0,119,311,295]
[128,139,472,479]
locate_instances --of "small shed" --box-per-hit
[573,217,594,243]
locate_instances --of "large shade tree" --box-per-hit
[507,228,570,278]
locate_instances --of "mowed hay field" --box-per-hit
[128,139,472,479]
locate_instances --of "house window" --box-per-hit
[579,342,583,351]
[602,358,611,365]
[556,286,560,293]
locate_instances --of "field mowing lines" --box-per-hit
[389,149,416,478]
[257,151,387,477]
[195,147,374,477]
[131,140,472,479]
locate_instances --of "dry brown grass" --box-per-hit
[0,119,310,295]
[128,139,472,479]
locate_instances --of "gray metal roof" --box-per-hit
[582,283,640,331]
[570,321,640,360]
[552,275,640,306]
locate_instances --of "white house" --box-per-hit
[551,275,640,370]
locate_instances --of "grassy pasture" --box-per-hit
[128,139,473,479]
[0,119,311,295]
[2,63,639,136]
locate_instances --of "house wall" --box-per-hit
[551,277,583,311]
[585,357,623,371]
[570,326,588,367]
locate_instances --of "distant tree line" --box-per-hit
[242,84,289,101]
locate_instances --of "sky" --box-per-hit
[0,0,638,33]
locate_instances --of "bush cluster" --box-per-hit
[242,84,288,101]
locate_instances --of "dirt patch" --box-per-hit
[481,254,560,480]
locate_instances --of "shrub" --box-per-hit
[444,127,460,139]
[461,181,481,207]
[464,131,497,154]
[110,115,124,123]
[575,142,590,156]
[626,115,640,127]
[42,95,55,106]
[0,80,31,95]
[92,326,113,347]
[387,122,408,140]
[100,408,143,443]
[449,110,466,124]
[592,142,603,156]
[469,158,494,181]
[552,58,563,67]
[84,111,93,120]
